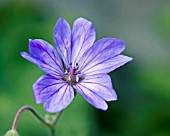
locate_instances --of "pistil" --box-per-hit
[64,63,80,84]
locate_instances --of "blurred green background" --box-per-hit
[0,0,170,136]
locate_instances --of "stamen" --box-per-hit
[76,76,79,82]
[69,62,72,67]
[76,71,81,74]
[67,68,70,73]
[64,62,81,84]
[65,70,68,74]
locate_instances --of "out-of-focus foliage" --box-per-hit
[0,0,170,136]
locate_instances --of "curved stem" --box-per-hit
[11,105,64,136]
[12,106,51,130]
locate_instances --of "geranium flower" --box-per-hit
[21,17,132,112]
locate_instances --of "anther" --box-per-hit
[69,62,72,67]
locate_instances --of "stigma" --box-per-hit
[64,63,80,84]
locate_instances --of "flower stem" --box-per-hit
[11,106,64,136]
[12,106,51,130]
[49,110,64,135]
[50,127,55,136]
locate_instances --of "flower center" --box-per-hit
[64,63,80,85]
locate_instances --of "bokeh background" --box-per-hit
[0,0,170,136]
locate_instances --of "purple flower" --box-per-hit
[21,17,133,112]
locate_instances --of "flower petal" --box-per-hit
[83,55,133,75]
[77,74,117,101]
[71,17,96,65]
[78,38,132,75]
[54,18,71,68]
[32,74,65,104]
[21,39,64,78]
[74,83,108,110]
[44,84,74,113]
[33,74,74,112]
[74,73,116,110]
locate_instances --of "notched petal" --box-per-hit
[20,52,39,65]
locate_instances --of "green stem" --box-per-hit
[49,110,64,135]
[50,127,55,136]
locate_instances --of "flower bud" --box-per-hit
[5,130,19,136]
[44,114,55,124]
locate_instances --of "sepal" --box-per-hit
[5,130,19,136]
